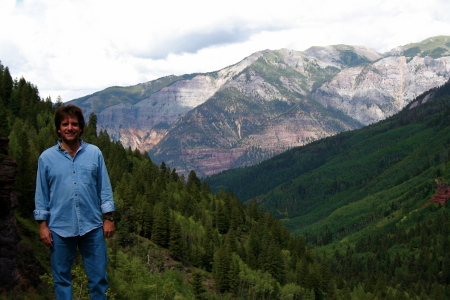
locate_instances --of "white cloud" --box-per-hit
[1,0,449,102]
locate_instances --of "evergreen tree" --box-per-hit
[225,227,237,254]
[191,271,208,300]
[135,195,153,239]
[168,220,183,260]
[8,118,38,215]
[228,254,240,295]
[179,192,195,217]
[84,112,98,138]
[187,170,201,191]
[262,241,284,284]
[202,221,215,271]
[0,66,13,106]
[213,244,232,293]
[247,225,262,269]
[0,100,8,137]
[152,201,170,247]
[0,63,4,107]
[215,201,229,234]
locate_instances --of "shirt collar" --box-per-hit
[57,139,84,152]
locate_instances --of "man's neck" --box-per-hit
[61,139,81,157]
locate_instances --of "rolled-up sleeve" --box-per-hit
[34,157,50,221]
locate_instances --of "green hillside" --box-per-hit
[396,35,450,58]
[207,79,450,297]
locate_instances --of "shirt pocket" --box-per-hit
[80,164,98,185]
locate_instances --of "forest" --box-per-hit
[2,59,450,300]
[0,62,333,299]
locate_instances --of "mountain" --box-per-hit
[206,78,450,237]
[69,36,450,177]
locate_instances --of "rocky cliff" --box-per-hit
[431,178,450,205]
[78,53,263,152]
[69,36,450,177]
[311,55,450,125]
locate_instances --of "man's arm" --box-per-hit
[38,220,53,247]
[97,150,116,238]
[102,213,115,238]
[35,156,52,246]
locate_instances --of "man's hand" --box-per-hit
[39,221,53,247]
[103,220,115,238]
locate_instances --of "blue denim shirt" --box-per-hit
[34,140,115,237]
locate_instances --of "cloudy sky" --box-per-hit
[1,0,449,102]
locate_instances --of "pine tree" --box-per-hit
[0,63,4,107]
[262,241,284,284]
[168,220,183,260]
[152,201,170,247]
[228,254,240,294]
[8,118,38,215]
[191,271,208,300]
[187,170,201,191]
[202,221,215,271]
[187,170,201,203]
[213,245,232,293]
[296,258,309,288]
[84,112,98,138]
[0,100,8,137]
[136,196,153,239]
[216,201,229,234]
[247,225,262,269]
[225,228,237,254]
[0,66,13,106]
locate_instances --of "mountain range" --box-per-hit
[69,35,450,177]
[206,74,450,242]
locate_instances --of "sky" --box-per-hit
[1,0,450,102]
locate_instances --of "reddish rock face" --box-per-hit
[0,137,20,290]
[430,179,450,205]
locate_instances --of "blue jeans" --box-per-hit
[51,227,108,300]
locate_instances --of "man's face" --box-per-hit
[58,115,82,144]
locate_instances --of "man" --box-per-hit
[34,104,115,299]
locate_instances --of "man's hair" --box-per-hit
[54,104,85,137]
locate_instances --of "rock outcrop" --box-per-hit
[431,178,450,205]
[0,137,20,290]
[94,52,263,152]
[311,56,450,125]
